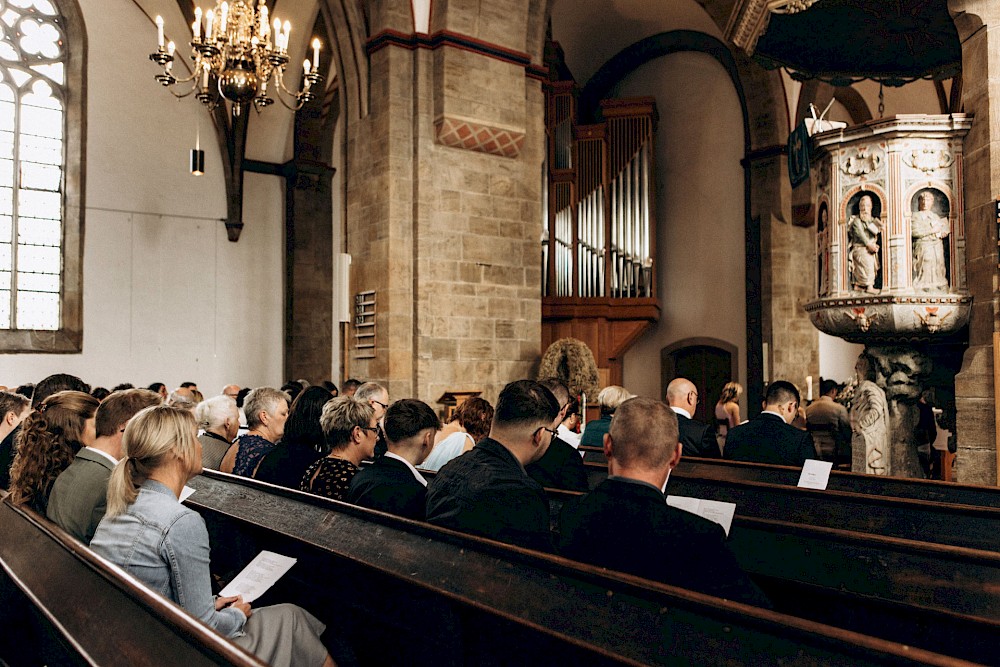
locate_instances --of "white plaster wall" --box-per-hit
[818,332,862,385]
[619,52,747,412]
[0,0,286,393]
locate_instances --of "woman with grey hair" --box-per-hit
[580,385,633,448]
[299,396,377,501]
[195,395,240,470]
[220,387,290,477]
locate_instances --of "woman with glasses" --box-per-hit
[299,397,377,501]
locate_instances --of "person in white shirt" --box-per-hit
[347,399,440,519]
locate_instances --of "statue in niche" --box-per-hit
[911,189,951,292]
[817,203,830,296]
[851,352,889,475]
[846,194,883,293]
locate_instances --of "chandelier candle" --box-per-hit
[149,0,322,116]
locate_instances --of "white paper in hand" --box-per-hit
[219,551,297,603]
[666,495,737,536]
[797,459,833,490]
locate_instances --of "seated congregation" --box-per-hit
[0,370,834,665]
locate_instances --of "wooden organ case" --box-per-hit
[542,79,661,387]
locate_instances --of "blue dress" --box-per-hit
[232,434,276,477]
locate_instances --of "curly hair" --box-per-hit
[8,390,99,510]
[452,397,494,443]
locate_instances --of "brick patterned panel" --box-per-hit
[435,116,525,159]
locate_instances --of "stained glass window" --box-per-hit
[0,0,65,331]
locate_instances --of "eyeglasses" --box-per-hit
[372,400,388,410]
[533,426,558,439]
[358,425,379,435]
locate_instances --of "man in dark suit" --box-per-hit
[724,380,817,466]
[558,397,769,607]
[665,377,720,458]
[525,378,589,491]
[426,380,559,552]
[348,398,440,520]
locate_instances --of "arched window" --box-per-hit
[0,0,83,351]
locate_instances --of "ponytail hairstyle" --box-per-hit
[718,382,743,405]
[8,390,100,508]
[105,405,200,518]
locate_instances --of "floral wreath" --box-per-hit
[538,338,600,401]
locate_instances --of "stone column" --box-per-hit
[949,0,1000,483]
[345,0,545,404]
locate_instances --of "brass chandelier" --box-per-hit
[149,0,322,116]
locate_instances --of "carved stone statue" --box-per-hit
[851,352,890,475]
[867,345,930,478]
[911,191,950,291]
[847,195,882,293]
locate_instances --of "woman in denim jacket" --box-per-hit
[91,405,336,667]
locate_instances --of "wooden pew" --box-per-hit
[576,457,1000,553]
[0,498,265,667]
[543,488,1000,664]
[676,457,1000,507]
[185,470,977,667]
[661,474,1000,552]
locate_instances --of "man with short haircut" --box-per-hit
[805,379,851,463]
[558,398,769,606]
[168,386,197,410]
[525,378,589,491]
[47,389,161,543]
[665,377,720,458]
[341,379,362,397]
[425,380,559,552]
[0,391,31,489]
[724,380,817,466]
[348,399,441,519]
[222,384,241,400]
[1,373,89,489]
[355,381,389,457]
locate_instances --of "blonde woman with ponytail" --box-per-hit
[91,405,337,667]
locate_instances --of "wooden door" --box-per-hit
[662,344,733,424]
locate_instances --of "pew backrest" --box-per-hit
[0,498,266,667]
[186,470,983,667]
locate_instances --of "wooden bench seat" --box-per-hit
[0,498,265,667]
[676,457,1000,507]
[185,470,987,666]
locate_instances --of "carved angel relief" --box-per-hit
[903,148,954,174]
[915,307,952,334]
[842,150,882,177]
[846,306,878,332]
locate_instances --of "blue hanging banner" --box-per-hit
[787,121,811,189]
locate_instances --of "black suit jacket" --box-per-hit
[724,413,816,467]
[426,438,552,552]
[348,455,427,520]
[558,478,769,607]
[675,412,720,458]
[526,437,589,492]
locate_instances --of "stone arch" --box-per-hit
[568,29,789,410]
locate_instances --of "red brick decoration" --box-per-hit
[435,116,525,159]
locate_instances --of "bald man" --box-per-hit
[558,398,769,606]
[665,378,720,458]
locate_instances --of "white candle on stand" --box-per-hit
[259,5,268,41]
[219,2,228,34]
[806,376,813,402]
[312,38,320,69]
[194,7,202,39]
[155,15,164,48]
[283,21,291,51]
[206,10,215,39]
[303,59,311,75]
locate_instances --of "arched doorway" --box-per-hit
[661,338,738,423]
